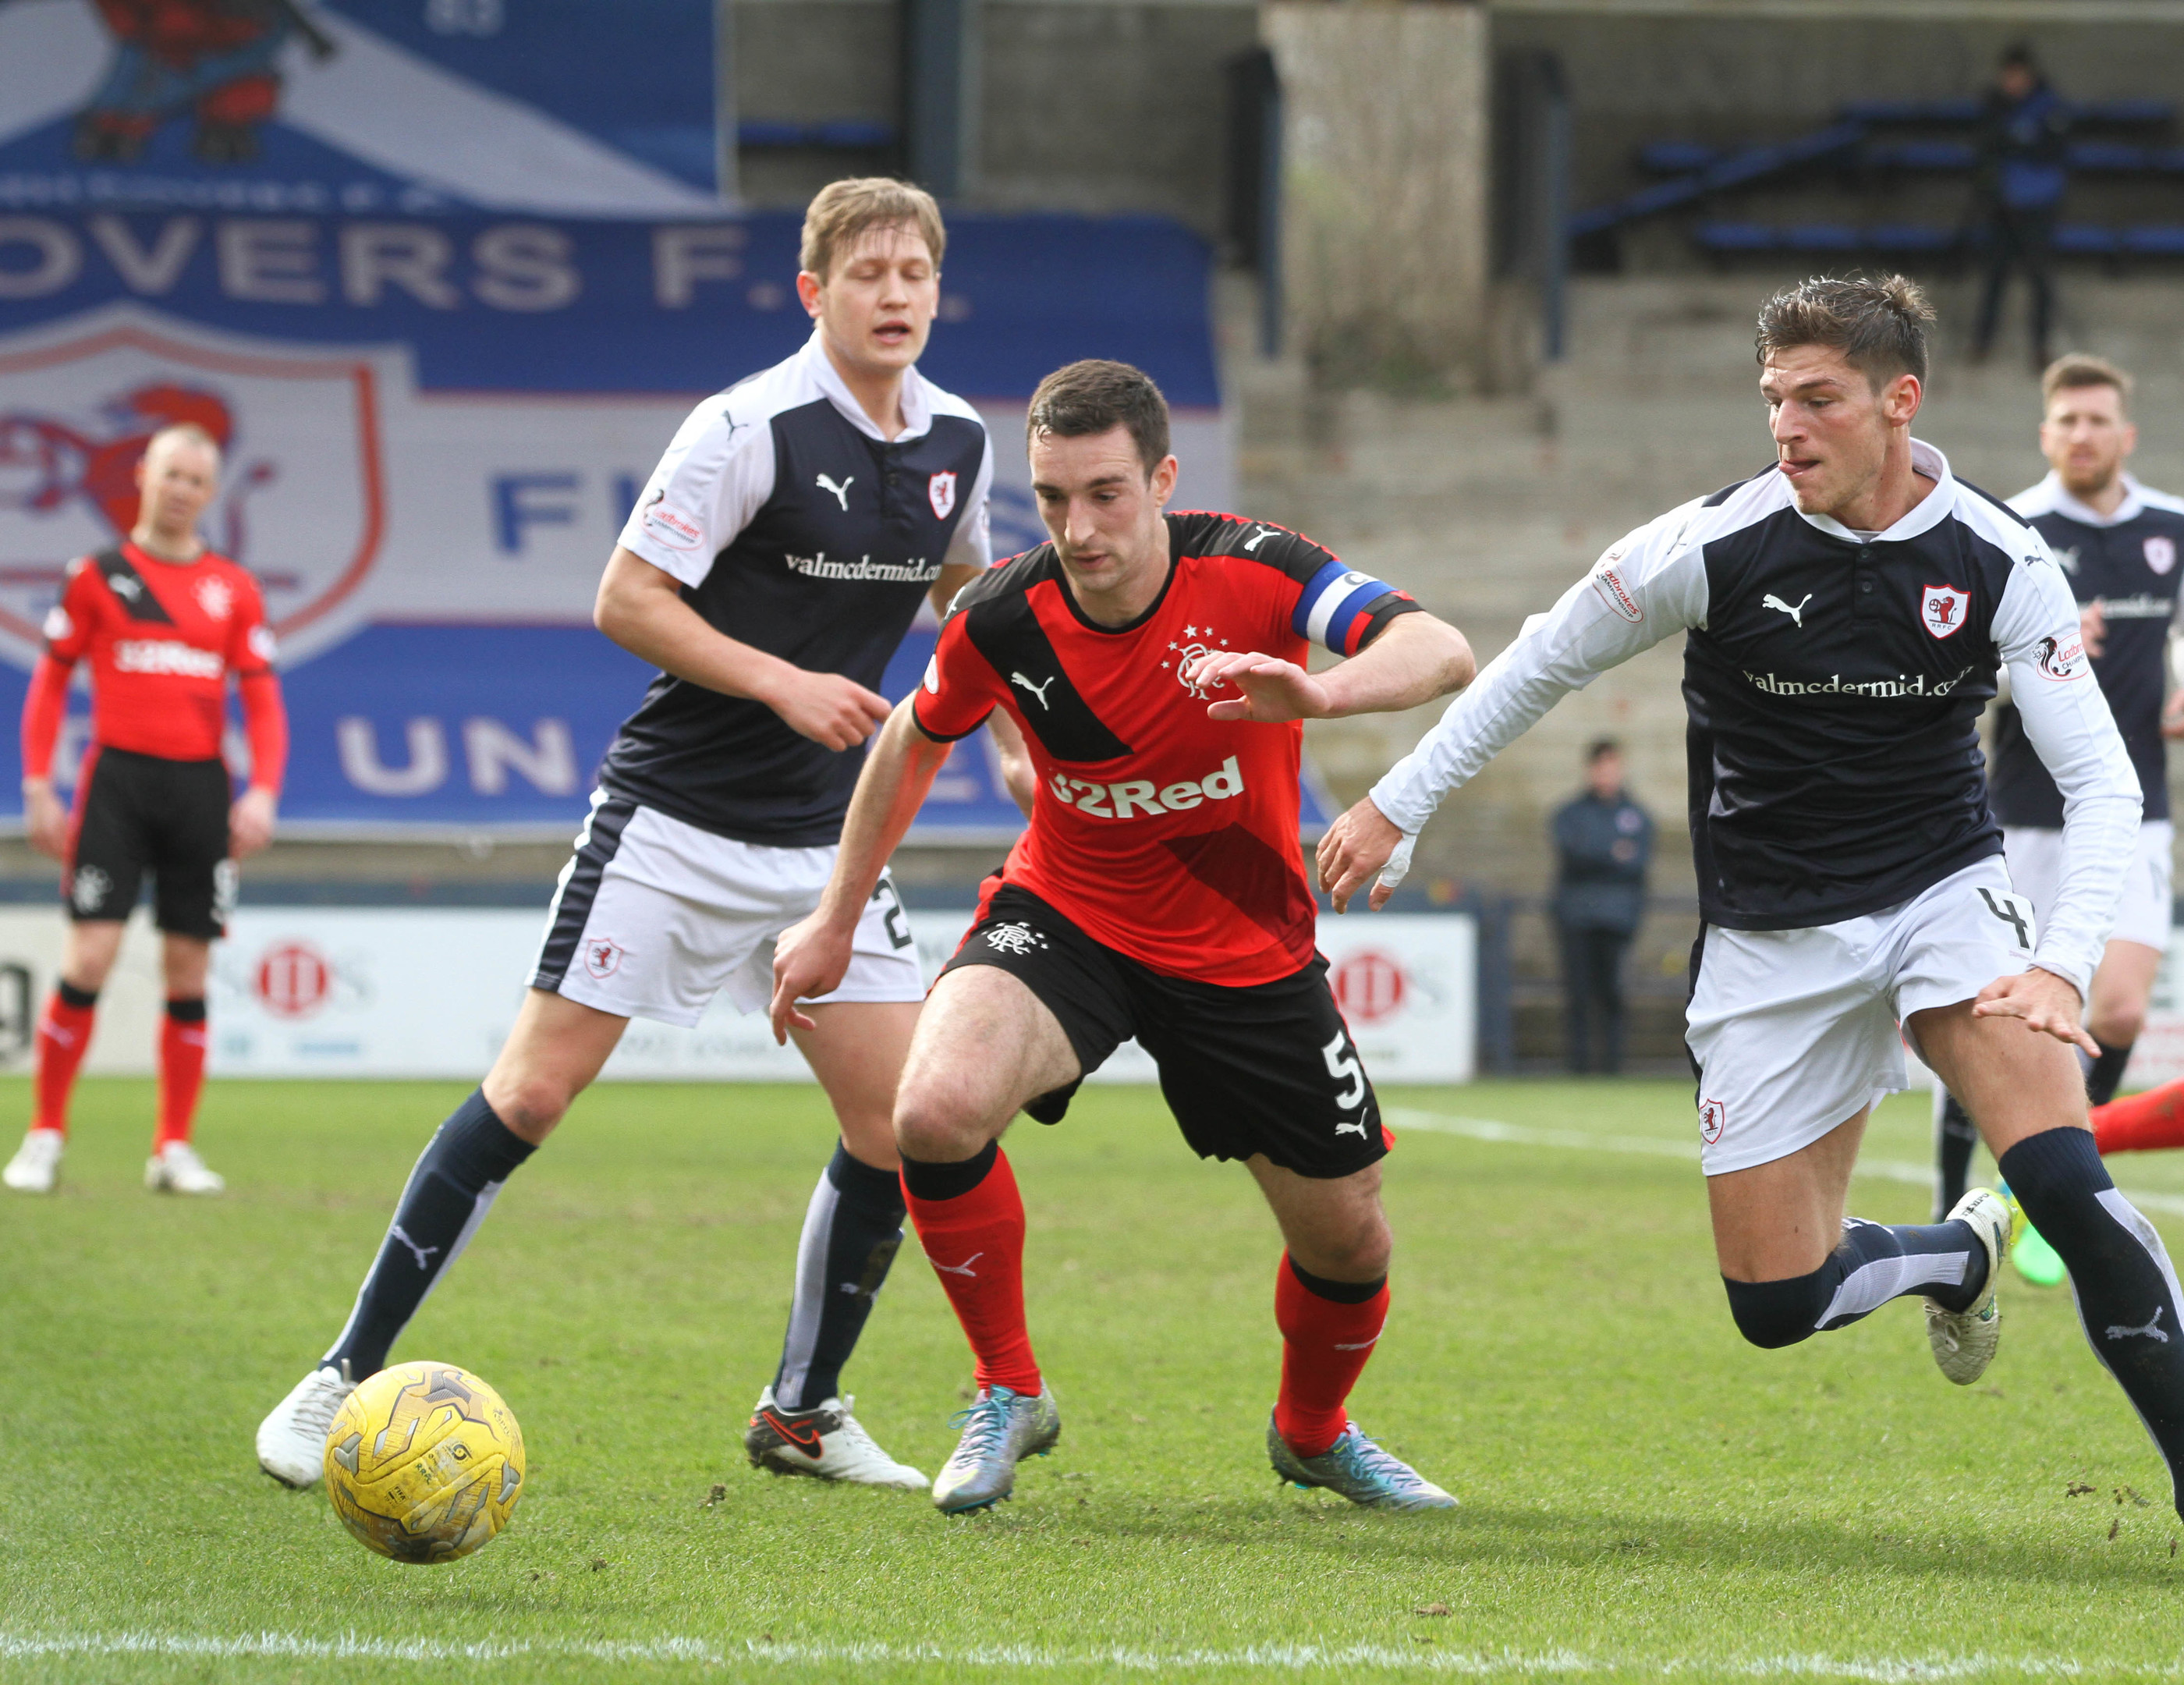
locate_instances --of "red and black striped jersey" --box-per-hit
[913,510,1416,986]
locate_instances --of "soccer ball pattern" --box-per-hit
[322,1362,525,1563]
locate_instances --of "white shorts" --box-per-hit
[529,791,925,1028]
[1686,857,2036,1176]
[2004,819,2174,955]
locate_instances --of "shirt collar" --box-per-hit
[2030,468,2146,528]
[1794,437,1957,545]
[800,329,932,444]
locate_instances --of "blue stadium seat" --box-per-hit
[2053,225,2118,255]
[2069,142,2147,172]
[1867,140,1976,171]
[1639,141,1715,174]
[1784,224,1861,252]
[1693,222,1778,252]
[1867,224,1956,254]
[2122,225,2184,256]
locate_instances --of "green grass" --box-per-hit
[6,1077,2184,1683]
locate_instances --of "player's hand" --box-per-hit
[1188,650,1331,722]
[1316,796,1410,913]
[22,781,66,861]
[2162,690,2184,740]
[768,910,856,1043]
[767,671,892,750]
[2080,599,2108,659]
[229,786,278,858]
[1971,967,2100,1055]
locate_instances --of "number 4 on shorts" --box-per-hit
[1977,885,2036,950]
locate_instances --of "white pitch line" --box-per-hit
[1384,1108,2184,1219]
[0,1634,2173,1677]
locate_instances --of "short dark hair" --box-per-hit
[1754,274,1935,388]
[1587,739,1622,764]
[2043,352,2133,412]
[1026,360,1171,474]
[2000,41,2039,72]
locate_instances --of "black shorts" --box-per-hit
[939,882,1388,1180]
[67,747,234,938]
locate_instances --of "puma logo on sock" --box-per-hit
[931,1252,984,1279]
[390,1224,440,1272]
[2106,1306,2170,1343]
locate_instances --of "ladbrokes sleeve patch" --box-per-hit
[640,494,705,552]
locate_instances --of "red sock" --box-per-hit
[1274,1252,1388,1458]
[901,1146,1041,1396]
[2093,1080,2184,1155]
[33,988,97,1137]
[157,999,208,1151]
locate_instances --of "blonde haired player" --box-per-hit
[257,179,1012,1492]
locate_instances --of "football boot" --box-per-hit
[931,1383,1060,1513]
[146,1140,225,1195]
[743,1387,927,1489]
[257,1364,356,1488]
[1266,1414,1456,1510]
[1927,1187,2009,1385]
[3,1128,62,1194]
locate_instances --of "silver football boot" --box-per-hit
[1267,1414,1455,1510]
[1927,1187,2010,1385]
[931,1383,1061,1513]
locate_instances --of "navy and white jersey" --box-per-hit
[599,331,992,846]
[1989,472,2184,828]
[1371,440,2141,998]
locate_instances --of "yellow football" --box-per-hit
[322,1361,525,1563]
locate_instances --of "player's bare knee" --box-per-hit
[480,1073,573,1142]
[2092,1004,2146,1048]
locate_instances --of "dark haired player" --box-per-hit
[1325,276,2184,1523]
[1935,356,2184,1275]
[771,358,1476,1513]
[3,422,286,1198]
[257,179,996,1492]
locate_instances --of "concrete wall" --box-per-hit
[1264,2,1492,391]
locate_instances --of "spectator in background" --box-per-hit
[1552,740,1652,1074]
[1971,42,2070,372]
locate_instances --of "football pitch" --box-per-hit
[9,1077,2184,1683]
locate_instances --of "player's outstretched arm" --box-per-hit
[594,547,890,751]
[1193,613,1474,724]
[768,701,954,1042]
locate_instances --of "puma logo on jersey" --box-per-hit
[1764,593,1813,626]
[2107,1306,2169,1343]
[816,472,854,510]
[1011,672,1057,709]
[1048,755,1245,821]
[1243,524,1279,552]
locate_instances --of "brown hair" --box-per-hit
[1025,360,1171,474]
[800,177,945,279]
[1754,274,1935,387]
[2042,352,2133,411]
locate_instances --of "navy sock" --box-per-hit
[2001,1127,2184,1517]
[1934,1090,1980,1222]
[771,1143,909,1411]
[2086,1041,2134,1109]
[322,1089,534,1379]
[1723,1215,1988,1349]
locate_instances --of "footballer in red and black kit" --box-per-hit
[771,358,1477,1516]
[4,424,287,1200]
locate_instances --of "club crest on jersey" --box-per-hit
[1920,583,1970,640]
[193,575,235,623]
[1166,626,1232,698]
[928,471,957,520]
[2148,535,2177,576]
[583,937,625,980]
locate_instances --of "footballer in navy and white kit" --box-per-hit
[257,179,1005,1495]
[1934,356,2184,1219]
[1324,277,2184,1526]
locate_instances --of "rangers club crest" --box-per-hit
[1919,583,1970,640]
[928,470,956,520]
[2147,535,2177,576]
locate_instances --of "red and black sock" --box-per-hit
[33,981,98,1137]
[156,998,208,1151]
[900,1142,1041,1397]
[1274,1252,1388,1458]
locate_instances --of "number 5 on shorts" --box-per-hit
[1321,1031,1367,1109]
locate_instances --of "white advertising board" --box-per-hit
[0,905,1475,1085]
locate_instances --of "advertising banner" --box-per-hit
[0,903,1477,1084]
